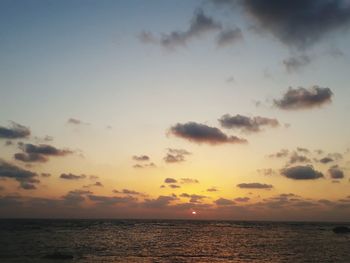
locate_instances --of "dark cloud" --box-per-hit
[235,0,350,49]
[121,189,142,196]
[164,178,177,184]
[281,165,323,180]
[219,114,279,133]
[215,198,235,206]
[274,86,333,110]
[319,157,334,164]
[161,9,222,49]
[88,194,137,206]
[0,122,30,139]
[0,159,39,189]
[4,140,13,146]
[234,197,250,202]
[237,183,273,189]
[180,193,206,203]
[283,55,311,73]
[328,165,345,179]
[143,195,177,208]
[217,28,243,47]
[60,173,86,180]
[180,178,199,184]
[41,173,51,177]
[169,122,247,145]
[14,143,73,163]
[63,190,91,206]
[207,187,218,192]
[169,184,181,189]
[132,155,150,162]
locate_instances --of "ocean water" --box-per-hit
[0,219,349,262]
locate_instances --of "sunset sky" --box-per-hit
[1,0,350,221]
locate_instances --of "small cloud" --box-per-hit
[41,173,51,177]
[237,183,273,189]
[164,148,191,163]
[328,165,345,179]
[160,9,222,49]
[169,184,181,189]
[281,165,323,180]
[0,121,30,139]
[273,86,333,110]
[219,114,279,133]
[207,187,218,192]
[164,178,177,184]
[169,122,247,145]
[180,193,206,203]
[180,178,199,184]
[60,173,86,180]
[132,155,150,162]
[319,157,334,164]
[138,31,158,44]
[67,118,89,126]
[234,197,250,202]
[215,198,235,206]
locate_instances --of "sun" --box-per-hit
[191,211,197,215]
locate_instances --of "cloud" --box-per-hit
[132,155,150,162]
[215,198,235,206]
[217,28,243,47]
[207,187,218,192]
[269,149,289,158]
[160,9,222,49]
[180,178,199,184]
[219,114,279,133]
[180,193,206,203]
[113,189,144,196]
[257,168,277,176]
[234,197,250,202]
[273,86,333,110]
[169,122,247,145]
[237,183,273,189]
[60,173,86,180]
[164,148,191,163]
[297,147,310,154]
[67,118,89,126]
[281,165,323,180]
[63,190,91,206]
[0,122,30,139]
[328,165,345,179]
[236,0,350,49]
[14,143,73,163]
[0,159,39,189]
[132,162,156,169]
[143,195,178,208]
[88,194,137,206]
[41,173,51,177]
[164,178,177,184]
[283,55,311,73]
[289,152,311,164]
[319,157,334,164]
[169,184,181,189]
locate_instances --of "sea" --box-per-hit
[0,219,349,262]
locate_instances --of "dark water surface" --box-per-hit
[0,219,349,262]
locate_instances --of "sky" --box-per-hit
[1,0,350,221]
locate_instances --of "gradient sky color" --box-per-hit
[1,0,350,221]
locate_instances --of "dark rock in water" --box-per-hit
[43,252,74,260]
[333,226,350,234]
